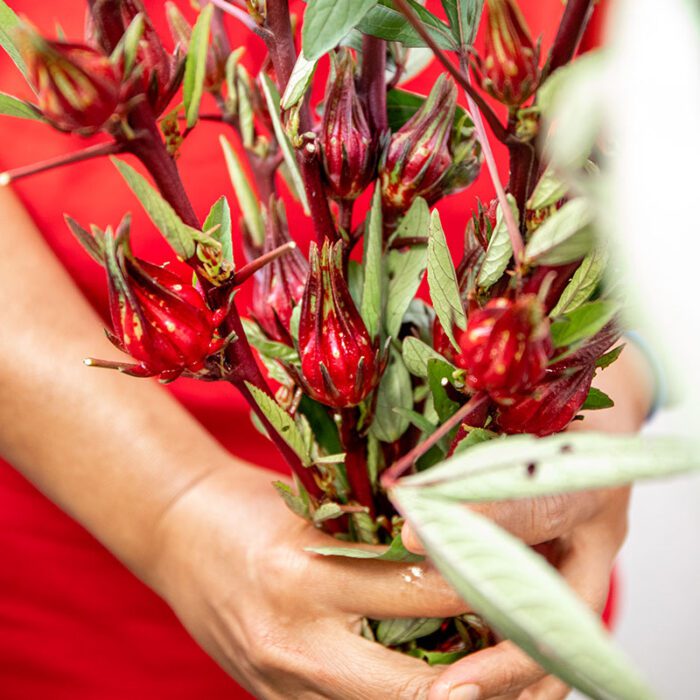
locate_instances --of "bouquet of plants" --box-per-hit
[1,0,698,697]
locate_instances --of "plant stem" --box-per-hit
[545,0,595,79]
[0,141,122,185]
[380,392,488,488]
[506,112,538,223]
[232,241,296,285]
[208,0,271,39]
[392,0,510,144]
[263,0,337,244]
[340,408,375,516]
[359,34,388,134]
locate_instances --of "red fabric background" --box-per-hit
[0,2,613,698]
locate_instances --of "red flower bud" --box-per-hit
[321,49,376,200]
[120,0,181,116]
[18,29,121,134]
[97,221,225,380]
[252,200,308,343]
[495,365,595,436]
[380,75,457,213]
[455,295,553,393]
[475,0,540,107]
[298,241,383,408]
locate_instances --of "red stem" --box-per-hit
[232,241,296,285]
[0,141,122,185]
[545,0,595,78]
[380,392,488,488]
[263,0,337,244]
[359,34,388,134]
[340,408,375,516]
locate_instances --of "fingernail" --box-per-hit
[448,684,481,700]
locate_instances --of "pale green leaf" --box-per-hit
[376,617,444,646]
[402,335,454,378]
[111,158,197,259]
[394,407,436,435]
[527,167,568,210]
[273,480,310,519]
[427,209,466,349]
[241,318,300,364]
[397,432,700,498]
[385,198,429,338]
[219,135,265,247]
[0,0,27,80]
[360,186,384,338]
[0,92,42,120]
[370,349,412,443]
[477,194,517,289]
[550,248,607,316]
[259,74,310,215]
[183,4,213,128]
[306,534,422,562]
[281,52,318,109]
[245,382,312,466]
[550,299,619,348]
[203,195,233,264]
[313,502,345,524]
[393,486,656,700]
[302,0,378,61]
[525,198,595,265]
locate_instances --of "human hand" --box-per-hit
[148,463,469,700]
[402,344,653,700]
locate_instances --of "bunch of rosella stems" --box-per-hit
[1,0,621,661]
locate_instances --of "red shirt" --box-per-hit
[0,2,613,698]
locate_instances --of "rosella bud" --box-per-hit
[166,2,226,92]
[321,49,376,200]
[18,29,121,134]
[380,74,457,213]
[252,200,308,343]
[98,221,225,380]
[475,0,540,107]
[298,241,382,408]
[495,365,595,436]
[120,0,181,116]
[455,295,553,393]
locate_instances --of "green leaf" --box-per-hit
[183,3,213,128]
[273,480,310,519]
[0,1,28,80]
[361,185,384,338]
[358,1,457,50]
[298,395,343,455]
[441,0,484,46]
[385,199,429,338]
[245,382,312,466]
[407,647,469,665]
[376,617,444,646]
[306,534,422,562]
[241,318,300,364]
[0,92,42,120]
[550,248,607,316]
[393,485,656,700]
[427,209,466,349]
[394,407,436,435]
[313,502,345,524]
[525,198,595,266]
[398,431,700,498]
[427,358,460,423]
[527,167,568,210]
[370,349,412,443]
[477,194,517,289]
[259,73,310,215]
[281,52,318,109]
[219,135,265,247]
[550,300,619,348]
[596,344,625,370]
[203,196,233,265]
[302,0,378,61]
[452,427,497,456]
[111,158,197,259]
[582,387,614,410]
[402,335,453,378]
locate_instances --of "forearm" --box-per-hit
[0,187,258,584]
